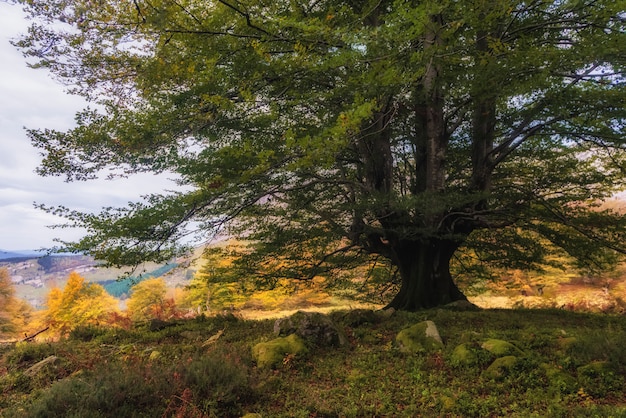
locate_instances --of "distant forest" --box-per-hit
[100,263,178,298]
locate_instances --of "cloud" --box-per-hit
[0,3,180,250]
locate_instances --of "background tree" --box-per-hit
[127,277,177,321]
[0,268,32,340]
[15,0,626,310]
[44,272,118,335]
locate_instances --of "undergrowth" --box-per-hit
[0,309,625,417]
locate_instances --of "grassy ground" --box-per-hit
[1,308,625,417]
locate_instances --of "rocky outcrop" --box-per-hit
[274,311,347,347]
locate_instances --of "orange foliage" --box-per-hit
[43,271,119,336]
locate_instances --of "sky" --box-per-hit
[0,3,178,251]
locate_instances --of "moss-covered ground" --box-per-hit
[1,308,625,417]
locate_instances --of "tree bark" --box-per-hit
[385,239,468,310]
[423,16,447,193]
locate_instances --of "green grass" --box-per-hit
[1,309,625,417]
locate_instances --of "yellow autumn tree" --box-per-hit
[180,242,252,313]
[0,268,33,340]
[44,271,118,336]
[127,277,177,322]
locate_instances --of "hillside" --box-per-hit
[0,250,44,262]
[0,308,624,417]
[1,252,200,309]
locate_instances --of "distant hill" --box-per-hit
[36,254,96,274]
[0,250,45,262]
[1,250,203,307]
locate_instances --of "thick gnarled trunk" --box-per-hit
[386,239,468,310]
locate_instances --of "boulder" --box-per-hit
[395,320,444,353]
[252,334,308,369]
[481,339,524,357]
[482,355,518,380]
[274,311,347,347]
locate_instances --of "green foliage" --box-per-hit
[4,342,57,368]
[68,325,110,342]
[14,0,626,308]
[14,355,250,418]
[564,327,626,384]
[126,277,174,322]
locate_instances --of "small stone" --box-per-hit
[24,355,58,376]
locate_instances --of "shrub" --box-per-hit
[68,325,109,342]
[12,353,252,417]
[5,342,56,367]
[180,356,251,414]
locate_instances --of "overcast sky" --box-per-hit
[0,3,178,251]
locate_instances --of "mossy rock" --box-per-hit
[540,363,577,394]
[395,321,444,353]
[482,356,518,380]
[274,311,347,347]
[450,343,477,367]
[252,334,308,369]
[481,339,524,357]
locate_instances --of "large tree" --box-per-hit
[15,0,626,309]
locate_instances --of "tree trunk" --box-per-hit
[385,239,468,310]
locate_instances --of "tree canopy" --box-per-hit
[15,0,626,309]
[127,277,176,321]
[44,272,118,335]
